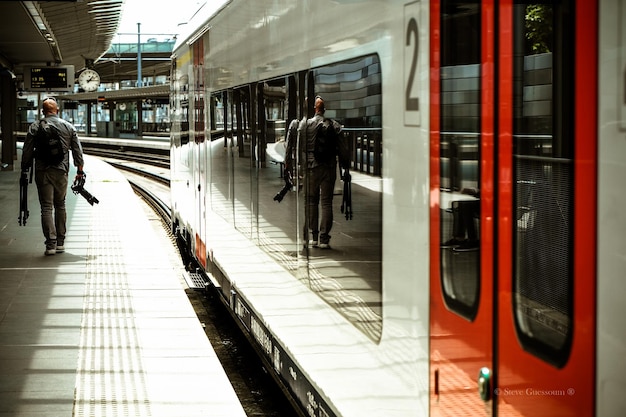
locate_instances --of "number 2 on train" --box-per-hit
[404,1,421,127]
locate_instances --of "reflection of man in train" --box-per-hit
[297,96,349,249]
[442,188,480,251]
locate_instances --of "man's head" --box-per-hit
[314,95,325,115]
[42,97,58,116]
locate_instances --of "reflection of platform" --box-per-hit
[266,140,286,163]
[266,140,287,177]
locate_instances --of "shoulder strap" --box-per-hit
[35,119,48,139]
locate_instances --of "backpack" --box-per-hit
[313,118,339,164]
[35,120,65,165]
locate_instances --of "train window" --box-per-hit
[193,39,205,144]
[512,2,574,367]
[171,65,190,147]
[205,56,383,341]
[439,0,481,321]
[210,93,225,132]
[230,86,252,236]
[309,56,383,341]
[209,91,235,224]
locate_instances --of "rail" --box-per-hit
[128,180,171,229]
[109,162,170,187]
[82,142,169,169]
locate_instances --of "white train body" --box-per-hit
[170,1,626,416]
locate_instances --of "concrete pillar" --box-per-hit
[1,70,17,171]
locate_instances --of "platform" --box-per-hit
[78,135,170,152]
[0,150,246,416]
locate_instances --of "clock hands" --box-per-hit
[79,69,100,91]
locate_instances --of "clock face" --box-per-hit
[78,69,100,92]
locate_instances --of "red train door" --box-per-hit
[430,0,597,416]
[495,0,597,415]
[429,0,496,414]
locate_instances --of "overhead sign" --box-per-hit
[24,65,75,92]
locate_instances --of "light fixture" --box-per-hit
[22,1,62,63]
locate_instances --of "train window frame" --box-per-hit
[171,60,190,148]
[205,55,384,341]
[511,1,575,368]
[309,54,384,341]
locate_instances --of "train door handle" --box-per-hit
[478,367,491,401]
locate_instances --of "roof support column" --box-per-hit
[1,70,17,171]
[137,23,142,87]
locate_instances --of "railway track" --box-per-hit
[128,179,171,228]
[82,142,170,169]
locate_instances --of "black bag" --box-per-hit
[313,118,339,164]
[35,120,65,165]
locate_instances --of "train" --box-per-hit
[168,0,625,416]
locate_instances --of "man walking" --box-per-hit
[21,97,85,255]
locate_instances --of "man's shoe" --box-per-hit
[308,240,319,248]
[319,242,331,249]
[44,248,56,256]
[56,245,65,253]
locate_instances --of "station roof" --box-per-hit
[0,1,124,78]
[0,1,172,89]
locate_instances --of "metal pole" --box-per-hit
[137,22,142,87]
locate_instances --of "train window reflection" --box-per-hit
[207,55,383,341]
[439,0,481,321]
[208,91,235,225]
[512,2,574,367]
[308,55,383,341]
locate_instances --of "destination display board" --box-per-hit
[25,65,74,92]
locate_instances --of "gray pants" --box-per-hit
[304,163,336,245]
[35,167,68,249]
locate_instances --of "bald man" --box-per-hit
[22,97,85,256]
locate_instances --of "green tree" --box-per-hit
[525,4,553,54]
